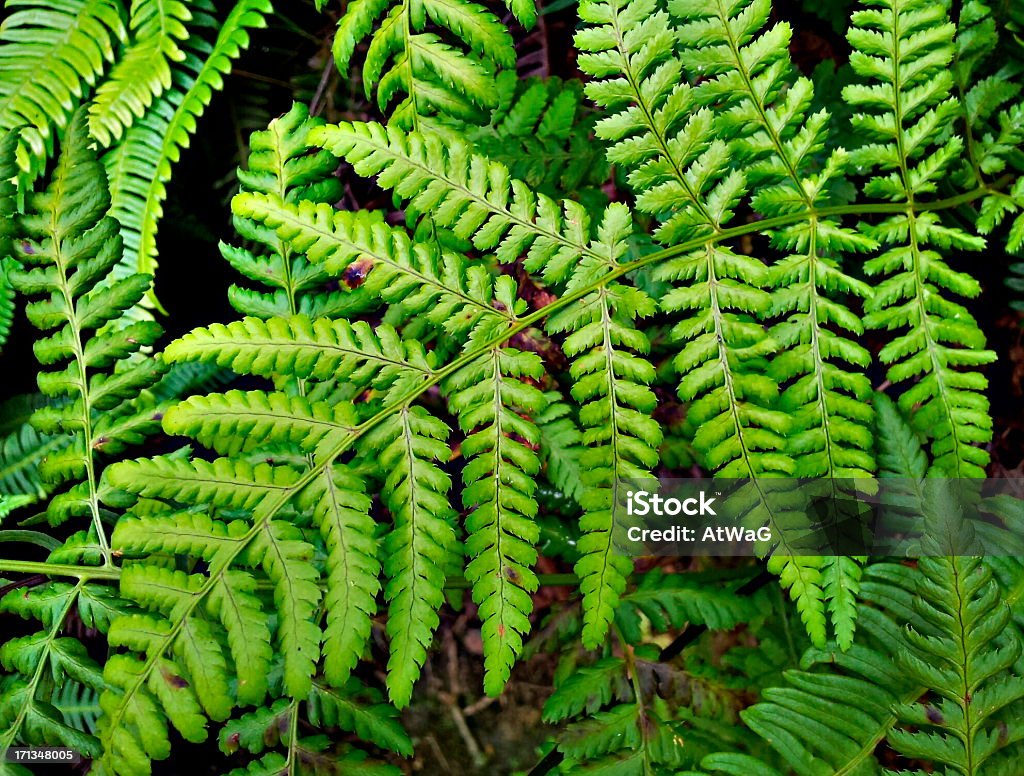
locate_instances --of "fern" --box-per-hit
[218,681,409,774]
[457,74,609,196]
[331,0,533,128]
[88,0,195,146]
[444,340,546,695]
[845,0,996,477]
[543,568,771,773]
[0,0,125,177]
[222,102,347,322]
[103,0,272,306]
[7,110,167,544]
[311,121,660,650]
[0,581,109,768]
[3,2,1024,773]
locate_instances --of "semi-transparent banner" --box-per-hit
[609,479,1024,557]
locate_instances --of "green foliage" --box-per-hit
[8,112,167,535]
[331,0,534,127]
[845,0,995,477]
[2,0,1024,774]
[88,0,195,146]
[104,0,271,307]
[0,0,125,177]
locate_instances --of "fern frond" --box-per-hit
[546,282,661,648]
[332,0,530,127]
[296,467,380,688]
[359,405,457,707]
[576,0,736,244]
[0,0,125,177]
[164,315,435,401]
[0,133,17,354]
[0,417,72,503]
[444,345,546,695]
[0,581,107,763]
[460,74,608,195]
[163,390,358,458]
[887,556,1024,774]
[224,103,347,321]
[845,0,996,477]
[672,0,879,479]
[104,0,271,307]
[615,568,762,644]
[311,120,662,649]
[51,682,102,735]
[88,0,194,146]
[8,110,166,546]
[574,0,789,479]
[306,679,412,756]
[535,393,587,505]
[249,521,322,698]
[309,121,631,284]
[219,686,407,774]
[230,192,514,337]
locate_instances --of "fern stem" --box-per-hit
[284,698,300,776]
[615,624,653,776]
[950,558,978,773]
[0,560,122,580]
[50,220,111,565]
[444,573,578,589]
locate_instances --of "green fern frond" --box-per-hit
[103,0,271,308]
[845,0,996,477]
[0,132,17,354]
[8,110,166,546]
[0,416,72,504]
[332,0,531,127]
[311,120,659,649]
[230,193,514,337]
[444,345,546,695]
[223,102,347,321]
[296,468,380,689]
[219,685,406,775]
[309,121,630,284]
[546,281,661,649]
[575,0,735,245]
[690,554,1024,776]
[575,1,789,481]
[535,393,587,505]
[359,405,457,707]
[51,681,102,735]
[460,74,608,195]
[249,521,322,698]
[305,679,413,757]
[0,581,110,763]
[614,568,763,644]
[0,0,126,177]
[674,0,879,479]
[887,556,1024,774]
[88,0,194,146]
[164,315,435,401]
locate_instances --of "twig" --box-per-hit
[440,693,487,769]
[310,56,335,117]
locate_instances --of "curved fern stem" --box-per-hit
[0,561,122,581]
